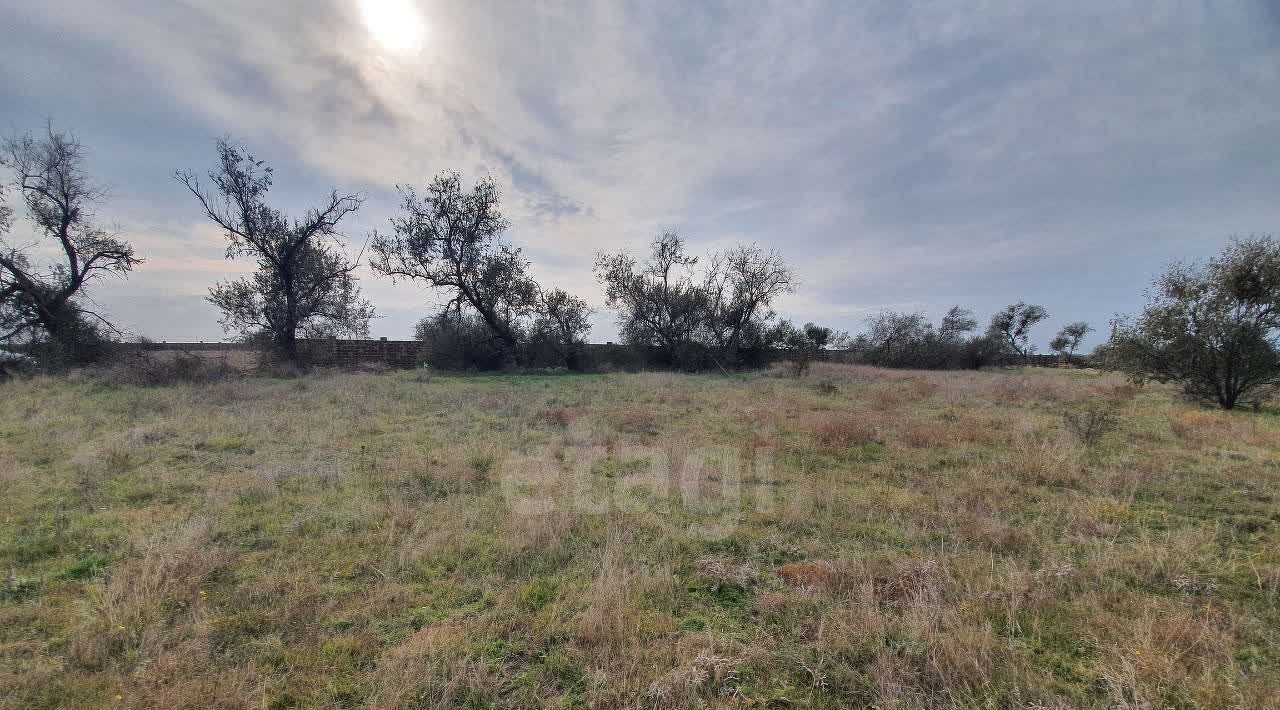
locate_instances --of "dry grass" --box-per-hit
[1,364,1279,708]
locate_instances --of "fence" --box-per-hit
[118,339,1088,370]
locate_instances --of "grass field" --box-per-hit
[2,364,1279,709]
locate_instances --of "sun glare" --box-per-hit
[358,0,425,52]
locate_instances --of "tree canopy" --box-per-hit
[0,126,140,365]
[178,139,374,363]
[1104,236,1280,409]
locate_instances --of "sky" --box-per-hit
[2,0,1278,350]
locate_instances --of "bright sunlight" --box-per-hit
[358,0,425,52]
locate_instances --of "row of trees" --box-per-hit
[0,126,1087,374]
[595,231,795,369]
[179,141,801,372]
[849,304,1092,370]
[3,125,1279,409]
[178,145,596,370]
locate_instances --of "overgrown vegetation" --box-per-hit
[2,365,1278,708]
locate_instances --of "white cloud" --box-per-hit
[2,0,1278,346]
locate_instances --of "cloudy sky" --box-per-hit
[2,1,1278,348]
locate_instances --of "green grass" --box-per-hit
[1,364,1279,708]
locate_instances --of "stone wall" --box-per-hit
[298,338,429,368]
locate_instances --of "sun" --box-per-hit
[358,0,426,52]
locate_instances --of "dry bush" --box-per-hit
[645,646,743,709]
[811,416,880,451]
[96,350,239,387]
[813,379,840,395]
[778,560,842,591]
[350,360,390,374]
[744,428,777,451]
[903,377,940,401]
[262,359,305,378]
[367,622,486,708]
[869,389,905,411]
[575,542,675,652]
[898,420,951,449]
[540,406,577,428]
[1062,402,1120,447]
[865,558,948,608]
[990,376,1073,406]
[1169,409,1230,444]
[1096,604,1237,709]
[1106,383,1140,403]
[995,435,1084,488]
[68,520,226,671]
[955,514,1032,552]
[124,645,263,709]
[807,362,907,385]
[949,411,1009,446]
[607,407,660,436]
[695,557,758,590]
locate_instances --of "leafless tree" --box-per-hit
[177,139,374,364]
[371,173,538,359]
[703,244,795,362]
[0,125,140,364]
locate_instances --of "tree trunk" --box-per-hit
[277,328,299,365]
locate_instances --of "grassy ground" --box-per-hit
[1,363,1278,709]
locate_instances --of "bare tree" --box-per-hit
[531,288,592,369]
[371,173,538,360]
[703,244,795,363]
[0,125,140,364]
[1050,321,1092,363]
[177,139,374,364]
[594,231,710,368]
[988,302,1049,362]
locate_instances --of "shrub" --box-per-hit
[540,407,577,428]
[813,416,879,450]
[414,311,511,370]
[96,349,239,387]
[1063,403,1119,447]
[814,379,839,395]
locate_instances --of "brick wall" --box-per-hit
[298,339,428,368]
[126,339,428,368]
